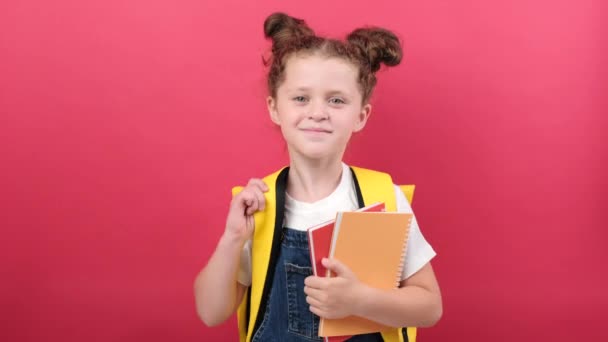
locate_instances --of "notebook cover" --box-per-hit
[307,202,385,341]
[319,211,412,337]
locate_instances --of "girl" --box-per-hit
[194,12,442,342]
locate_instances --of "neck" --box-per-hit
[287,155,344,203]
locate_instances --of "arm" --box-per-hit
[193,234,248,327]
[305,259,442,328]
[354,262,442,327]
[193,179,268,327]
[304,184,442,327]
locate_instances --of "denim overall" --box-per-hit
[252,227,383,342]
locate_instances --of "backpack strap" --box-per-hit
[233,167,289,342]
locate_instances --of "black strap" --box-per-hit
[249,167,289,338]
[350,167,366,208]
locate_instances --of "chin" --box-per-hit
[294,147,334,161]
[287,139,342,160]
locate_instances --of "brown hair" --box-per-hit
[263,12,403,103]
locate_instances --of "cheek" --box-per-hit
[335,113,361,129]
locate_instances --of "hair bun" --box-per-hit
[347,28,402,72]
[264,12,315,52]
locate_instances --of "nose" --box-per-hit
[308,101,328,121]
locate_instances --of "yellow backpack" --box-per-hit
[232,166,417,342]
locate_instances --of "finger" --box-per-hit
[304,275,325,289]
[304,286,326,302]
[323,258,351,277]
[251,188,266,212]
[306,294,325,309]
[245,180,267,212]
[245,199,258,215]
[247,178,269,192]
[233,194,250,212]
[308,305,326,319]
[239,190,259,215]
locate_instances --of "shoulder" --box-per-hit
[231,166,288,196]
[348,165,395,186]
[348,165,412,204]
[349,165,392,177]
[393,184,413,213]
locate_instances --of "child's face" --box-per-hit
[267,54,371,161]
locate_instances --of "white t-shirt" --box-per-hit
[237,163,436,286]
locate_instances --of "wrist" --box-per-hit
[353,283,373,317]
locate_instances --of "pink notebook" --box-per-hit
[307,202,385,342]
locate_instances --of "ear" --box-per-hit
[267,96,280,125]
[353,103,372,132]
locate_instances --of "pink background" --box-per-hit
[1,0,606,341]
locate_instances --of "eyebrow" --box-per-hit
[287,87,350,96]
[287,87,312,92]
[326,90,349,97]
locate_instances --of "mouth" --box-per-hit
[301,128,332,134]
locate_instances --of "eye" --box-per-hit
[329,97,345,105]
[293,96,308,103]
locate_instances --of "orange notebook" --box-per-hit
[308,202,385,285]
[319,211,413,337]
[307,202,385,342]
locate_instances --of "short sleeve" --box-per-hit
[394,184,436,280]
[237,239,253,286]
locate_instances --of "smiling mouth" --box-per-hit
[301,128,331,133]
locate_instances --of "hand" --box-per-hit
[304,258,367,319]
[223,178,268,243]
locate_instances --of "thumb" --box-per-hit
[322,258,353,278]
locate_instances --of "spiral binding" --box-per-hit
[395,216,412,288]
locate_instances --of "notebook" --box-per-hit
[318,211,413,337]
[307,202,385,342]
